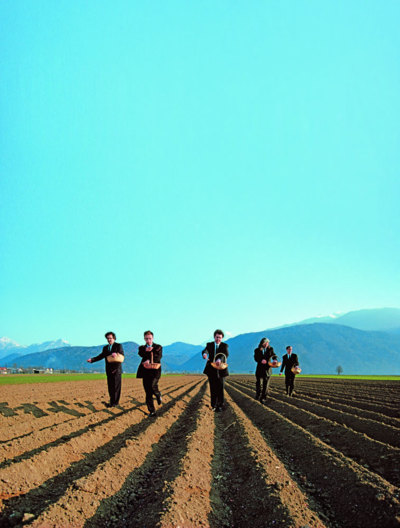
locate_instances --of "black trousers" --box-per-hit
[143,376,161,412]
[208,374,225,408]
[285,372,295,395]
[256,375,272,400]
[107,369,122,405]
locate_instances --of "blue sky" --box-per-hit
[1,1,399,346]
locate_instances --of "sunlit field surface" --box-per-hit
[0,374,399,527]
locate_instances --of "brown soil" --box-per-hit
[0,375,399,527]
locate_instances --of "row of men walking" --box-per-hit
[87,330,300,416]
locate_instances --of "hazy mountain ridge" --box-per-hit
[4,324,399,375]
[177,323,399,375]
[2,308,400,374]
[2,341,203,374]
[225,323,400,375]
[281,307,400,332]
[0,339,71,361]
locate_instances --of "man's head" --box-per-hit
[286,345,293,354]
[144,330,154,346]
[214,329,224,344]
[105,332,116,345]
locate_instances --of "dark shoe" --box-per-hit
[149,411,157,417]
[105,403,112,408]
[156,393,162,405]
[215,407,222,413]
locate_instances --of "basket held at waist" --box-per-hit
[211,352,228,370]
[106,353,124,363]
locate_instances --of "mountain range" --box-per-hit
[0,338,71,361]
[278,307,400,332]
[2,308,400,374]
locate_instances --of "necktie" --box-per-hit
[109,345,112,352]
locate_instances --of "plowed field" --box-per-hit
[0,375,399,527]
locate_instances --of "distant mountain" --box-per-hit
[8,342,140,372]
[281,308,400,333]
[179,323,400,375]
[0,338,71,361]
[387,327,400,335]
[3,308,400,374]
[2,341,202,373]
[329,308,400,331]
[0,337,23,350]
[163,342,204,369]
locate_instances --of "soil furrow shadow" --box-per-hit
[0,383,186,470]
[83,381,208,528]
[269,388,400,428]
[226,381,400,528]
[0,380,201,527]
[208,401,312,528]
[230,380,400,487]
[0,382,186,445]
[233,379,400,447]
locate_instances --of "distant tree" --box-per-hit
[336,365,343,375]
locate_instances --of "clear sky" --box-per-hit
[1,1,399,347]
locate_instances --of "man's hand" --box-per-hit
[144,359,150,364]
[111,352,117,358]
[261,359,267,364]
[203,353,207,359]
[279,372,282,376]
[87,358,92,363]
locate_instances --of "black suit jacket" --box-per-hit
[136,343,162,379]
[202,341,229,378]
[90,343,124,374]
[254,346,277,377]
[280,353,299,375]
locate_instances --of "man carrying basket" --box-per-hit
[202,329,229,412]
[254,337,279,403]
[87,331,125,408]
[279,345,300,396]
[137,330,162,417]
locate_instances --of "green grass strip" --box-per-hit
[0,373,183,385]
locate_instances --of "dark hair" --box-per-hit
[214,329,224,338]
[286,345,292,350]
[144,330,154,337]
[258,337,269,348]
[105,332,116,340]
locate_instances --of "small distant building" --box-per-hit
[0,367,8,375]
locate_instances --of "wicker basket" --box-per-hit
[291,366,301,374]
[106,353,124,363]
[268,360,282,367]
[211,353,228,371]
[143,351,161,370]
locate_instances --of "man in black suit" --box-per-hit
[136,330,162,417]
[87,332,124,407]
[279,345,299,396]
[202,329,229,412]
[254,337,278,403]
